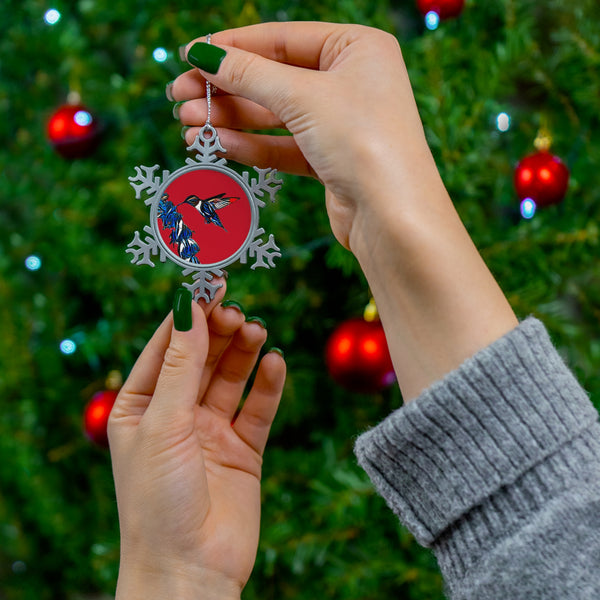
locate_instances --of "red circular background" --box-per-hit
[159,169,253,265]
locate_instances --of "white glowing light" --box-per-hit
[425,11,440,30]
[153,47,168,63]
[497,112,511,132]
[60,339,77,354]
[520,198,537,219]
[74,110,92,126]
[44,9,61,25]
[25,255,42,271]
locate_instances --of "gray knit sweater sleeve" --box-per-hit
[354,318,600,599]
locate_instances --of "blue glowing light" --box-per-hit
[44,9,61,25]
[496,112,511,132]
[25,255,42,271]
[520,198,537,219]
[74,110,93,126]
[153,47,168,63]
[425,11,440,30]
[60,339,77,355]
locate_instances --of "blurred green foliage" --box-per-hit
[1,0,599,598]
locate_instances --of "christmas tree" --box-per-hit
[1,1,599,598]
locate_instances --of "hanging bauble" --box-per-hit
[514,150,569,208]
[47,103,100,158]
[417,0,465,20]
[325,302,396,393]
[83,390,117,447]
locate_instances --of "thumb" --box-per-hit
[184,39,312,122]
[145,288,209,422]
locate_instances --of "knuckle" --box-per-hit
[228,52,260,90]
[162,343,192,371]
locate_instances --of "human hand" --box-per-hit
[170,22,516,402]
[170,22,442,251]
[108,285,286,599]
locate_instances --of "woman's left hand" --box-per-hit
[108,284,286,600]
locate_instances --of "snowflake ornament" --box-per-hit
[127,124,283,302]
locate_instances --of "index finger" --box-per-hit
[194,21,349,70]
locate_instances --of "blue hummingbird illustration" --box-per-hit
[157,194,180,229]
[179,193,238,231]
[158,193,200,263]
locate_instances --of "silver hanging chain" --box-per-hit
[205,33,213,126]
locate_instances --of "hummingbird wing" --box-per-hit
[205,193,238,210]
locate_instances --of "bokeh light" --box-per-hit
[425,11,440,30]
[60,339,77,354]
[44,9,61,25]
[74,110,93,126]
[25,255,42,271]
[520,198,537,219]
[153,47,168,62]
[496,112,511,132]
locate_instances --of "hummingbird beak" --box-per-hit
[179,195,198,207]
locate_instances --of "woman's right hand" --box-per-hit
[170,22,518,402]
[169,22,442,251]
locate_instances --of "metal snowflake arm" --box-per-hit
[128,165,170,204]
[126,226,166,267]
[181,267,225,302]
[240,228,281,269]
[242,167,283,208]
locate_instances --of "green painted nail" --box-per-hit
[222,300,245,313]
[187,42,226,74]
[246,316,267,329]
[269,347,284,358]
[173,287,192,331]
[172,101,184,120]
[180,126,190,140]
[165,80,175,102]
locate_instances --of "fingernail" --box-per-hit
[165,80,175,102]
[178,44,188,61]
[268,347,284,358]
[172,101,184,120]
[246,316,267,329]
[222,300,245,313]
[180,126,190,140]
[173,287,193,331]
[187,42,227,74]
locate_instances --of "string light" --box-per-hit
[11,561,26,574]
[520,198,537,219]
[25,255,42,271]
[425,11,440,30]
[74,110,93,126]
[60,339,77,355]
[44,9,61,25]
[153,47,168,63]
[496,112,511,132]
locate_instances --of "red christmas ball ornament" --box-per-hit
[514,150,569,208]
[417,0,465,20]
[47,103,100,158]
[83,390,118,447]
[325,317,396,393]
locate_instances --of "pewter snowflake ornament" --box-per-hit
[126,124,283,302]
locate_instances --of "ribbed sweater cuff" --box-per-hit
[354,317,598,549]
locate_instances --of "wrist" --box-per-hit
[347,158,517,401]
[116,560,242,600]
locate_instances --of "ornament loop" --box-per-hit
[199,123,217,142]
